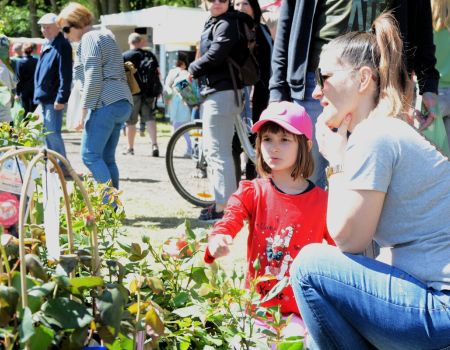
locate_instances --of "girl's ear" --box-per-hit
[358,66,374,93]
[307,139,313,151]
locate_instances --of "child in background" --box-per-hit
[164,53,192,157]
[204,101,334,337]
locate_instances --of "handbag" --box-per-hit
[66,81,83,130]
[124,61,141,95]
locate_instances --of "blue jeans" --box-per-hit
[293,72,328,189]
[81,100,132,189]
[290,244,450,350]
[42,103,67,170]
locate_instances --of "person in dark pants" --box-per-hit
[15,43,38,115]
[233,0,272,180]
[34,13,73,174]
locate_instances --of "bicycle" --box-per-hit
[165,113,256,207]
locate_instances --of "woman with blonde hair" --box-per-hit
[290,12,450,349]
[57,2,133,190]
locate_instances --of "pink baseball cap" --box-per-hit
[251,101,313,140]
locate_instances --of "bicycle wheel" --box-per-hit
[165,121,214,207]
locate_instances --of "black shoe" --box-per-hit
[200,204,215,214]
[152,145,159,157]
[198,205,224,222]
[123,148,134,155]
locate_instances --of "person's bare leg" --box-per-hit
[146,120,157,146]
[146,120,159,156]
[127,125,137,150]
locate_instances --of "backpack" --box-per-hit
[212,12,260,105]
[137,50,162,98]
[228,13,260,87]
[124,61,141,95]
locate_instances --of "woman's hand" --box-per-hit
[207,234,232,259]
[75,108,88,131]
[315,113,352,166]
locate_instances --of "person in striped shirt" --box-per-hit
[57,2,133,190]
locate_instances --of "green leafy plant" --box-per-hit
[0,120,304,349]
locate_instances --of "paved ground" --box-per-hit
[62,122,247,269]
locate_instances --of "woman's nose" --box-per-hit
[312,84,322,100]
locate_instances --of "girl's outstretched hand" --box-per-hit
[207,234,233,259]
[315,113,352,166]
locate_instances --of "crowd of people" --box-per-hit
[196,0,450,349]
[0,0,449,348]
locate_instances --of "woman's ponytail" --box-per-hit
[371,12,412,117]
[322,12,413,118]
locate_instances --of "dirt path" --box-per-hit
[63,122,247,269]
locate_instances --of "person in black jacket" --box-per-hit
[189,0,250,221]
[234,0,273,180]
[14,43,38,115]
[269,0,440,189]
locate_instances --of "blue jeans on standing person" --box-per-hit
[81,99,132,189]
[42,103,67,171]
[290,244,450,350]
[293,72,328,189]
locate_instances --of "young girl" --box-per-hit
[204,101,334,331]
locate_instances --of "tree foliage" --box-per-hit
[1,0,200,37]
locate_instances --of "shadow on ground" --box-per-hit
[123,216,211,230]
[120,178,160,184]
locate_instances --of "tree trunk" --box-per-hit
[101,0,108,14]
[90,0,102,22]
[121,0,131,12]
[49,0,58,13]
[108,0,118,14]
[29,0,39,38]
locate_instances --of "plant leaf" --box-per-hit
[184,220,196,240]
[260,277,290,304]
[19,307,34,343]
[98,285,126,337]
[69,276,104,294]
[144,305,165,336]
[42,298,93,329]
[191,267,209,285]
[173,291,189,307]
[29,325,54,350]
[277,340,304,350]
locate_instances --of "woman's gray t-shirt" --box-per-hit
[345,116,450,291]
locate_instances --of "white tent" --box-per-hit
[100,5,209,46]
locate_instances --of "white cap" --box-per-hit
[38,13,57,25]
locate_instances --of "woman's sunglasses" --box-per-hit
[315,67,357,89]
[315,68,328,90]
[206,0,228,3]
[62,25,74,34]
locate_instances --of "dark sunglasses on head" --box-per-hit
[62,25,74,34]
[206,0,228,3]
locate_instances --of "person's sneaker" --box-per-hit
[200,204,215,215]
[152,145,159,157]
[123,148,134,155]
[198,205,224,222]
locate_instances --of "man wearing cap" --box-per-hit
[34,13,72,173]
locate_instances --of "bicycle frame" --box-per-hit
[234,113,256,164]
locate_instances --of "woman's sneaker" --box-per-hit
[152,145,159,157]
[198,205,224,222]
